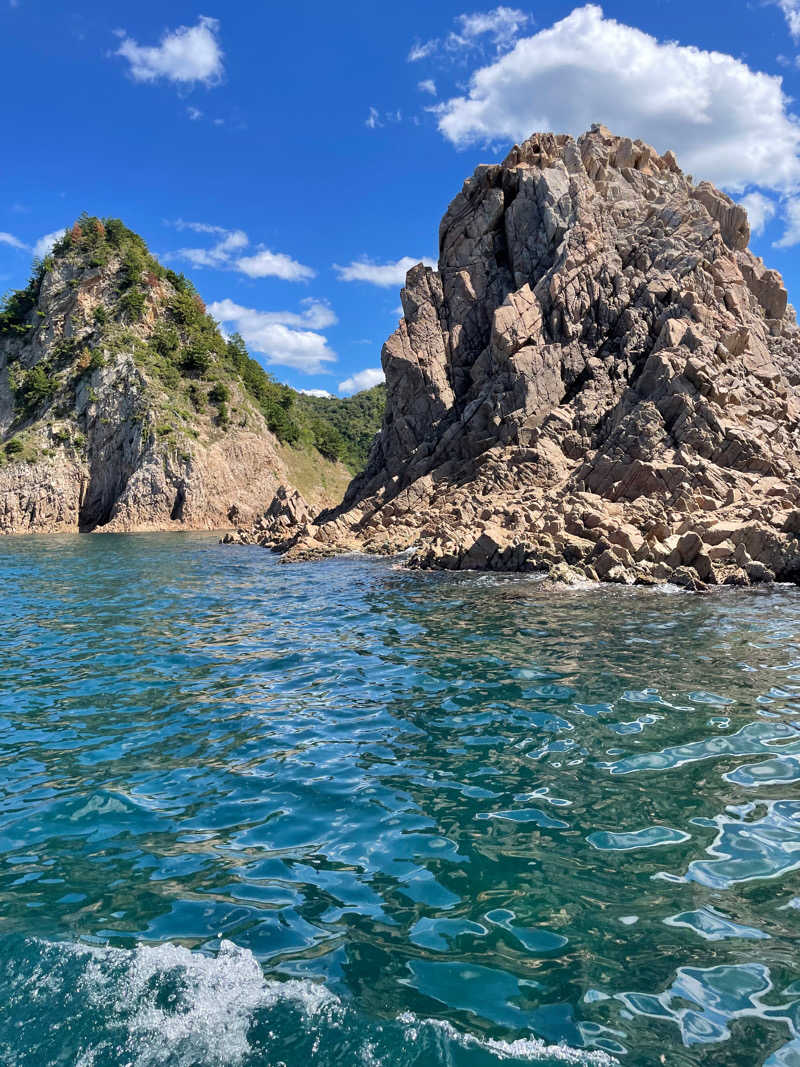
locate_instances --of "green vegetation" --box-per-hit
[13,364,58,413]
[297,385,386,470]
[0,266,44,338]
[212,332,385,469]
[4,437,23,456]
[1,214,386,474]
[119,287,146,321]
[207,381,230,405]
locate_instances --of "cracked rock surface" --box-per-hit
[233,125,800,589]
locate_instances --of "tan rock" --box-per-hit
[238,126,800,590]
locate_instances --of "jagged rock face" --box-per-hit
[0,233,332,534]
[221,485,313,548]
[275,126,800,588]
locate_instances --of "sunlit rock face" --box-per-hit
[251,125,800,587]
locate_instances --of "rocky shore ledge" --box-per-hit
[225,126,800,591]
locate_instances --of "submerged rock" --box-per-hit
[233,126,800,587]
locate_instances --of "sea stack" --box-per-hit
[245,125,800,589]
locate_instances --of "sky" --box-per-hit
[1,1,800,396]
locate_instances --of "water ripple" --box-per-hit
[1,535,800,1065]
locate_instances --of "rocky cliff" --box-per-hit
[232,125,800,589]
[0,217,349,533]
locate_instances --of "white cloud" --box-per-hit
[235,249,315,281]
[0,231,27,250]
[408,7,528,64]
[171,219,227,234]
[338,368,385,395]
[210,296,336,330]
[739,192,778,236]
[33,229,66,259]
[115,15,223,87]
[434,4,800,195]
[408,39,438,62]
[447,6,530,52]
[299,388,334,398]
[418,79,437,96]
[176,228,248,268]
[208,298,336,373]
[168,222,315,281]
[774,197,800,247]
[365,107,404,128]
[334,255,437,287]
[775,0,800,41]
[187,106,204,120]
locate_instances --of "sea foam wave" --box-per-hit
[1,937,617,1067]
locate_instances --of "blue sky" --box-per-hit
[1,1,799,395]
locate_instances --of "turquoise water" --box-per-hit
[1,534,799,1066]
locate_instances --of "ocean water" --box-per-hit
[1,534,799,1067]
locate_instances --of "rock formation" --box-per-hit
[232,125,800,589]
[0,218,348,533]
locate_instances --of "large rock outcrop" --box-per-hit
[0,218,347,533]
[230,126,800,589]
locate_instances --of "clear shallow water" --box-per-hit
[1,534,799,1066]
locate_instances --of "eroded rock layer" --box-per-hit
[234,126,800,588]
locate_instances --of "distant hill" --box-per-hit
[296,385,386,472]
[0,215,383,532]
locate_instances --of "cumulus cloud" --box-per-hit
[168,221,315,281]
[774,197,800,247]
[433,5,800,195]
[208,298,337,373]
[418,79,437,96]
[334,255,436,288]
[33,229,66,259]
[114,15,223,87]
[235,249,315,281]
[739,192,778,237]
[0,231,27,250]
[299,388,334,398]
[210,296,336,330]
[338,368,385,395]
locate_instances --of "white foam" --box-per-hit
[25,938,619,1066]
[397,1013,619,1064]
[72,938,335,1066]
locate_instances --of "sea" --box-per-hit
[1,533,798,1066]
